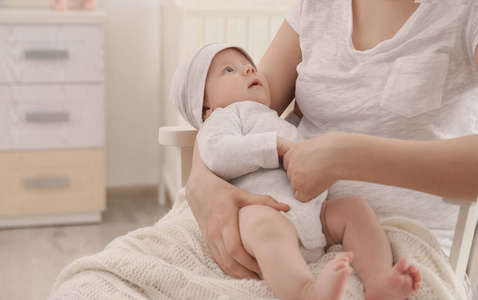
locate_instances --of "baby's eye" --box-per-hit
[222,67,234,74]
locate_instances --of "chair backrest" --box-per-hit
[447,201,478,284]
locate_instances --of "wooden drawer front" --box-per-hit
[0,149,105,217]
[0,85,104,151]
[0,25,104,83]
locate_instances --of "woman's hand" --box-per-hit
[277,136,295,158]
[284,132,478,203]
[283,132,357,201]
[187,142,290,279]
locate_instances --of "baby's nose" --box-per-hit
[242,64,256,75]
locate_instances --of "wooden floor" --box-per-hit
[0,189,172,300]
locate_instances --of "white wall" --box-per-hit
[0,0,162,188]
[101,0,160,188]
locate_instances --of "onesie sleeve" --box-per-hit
[197,108,279,181]
[286,0,303,34]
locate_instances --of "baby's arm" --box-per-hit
[197,109,280,180]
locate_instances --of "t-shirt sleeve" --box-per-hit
[472,5,478,57]
[286,0,303,34]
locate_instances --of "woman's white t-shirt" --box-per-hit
[286,0,478,254]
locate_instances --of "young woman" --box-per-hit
[185,0,478,281]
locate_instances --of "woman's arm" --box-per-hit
[283,133,478,203]
[259,20,302,115]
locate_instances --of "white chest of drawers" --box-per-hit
[0,10,106,228]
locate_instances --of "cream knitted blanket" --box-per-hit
[50,189,466,300]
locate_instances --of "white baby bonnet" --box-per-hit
[169,43,257,129]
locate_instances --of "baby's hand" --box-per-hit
[203,108,213,120]
[277,136,294,158]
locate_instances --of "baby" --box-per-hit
[170,43,422,300]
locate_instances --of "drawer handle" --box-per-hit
[24,49,69,60]
[25,177,71,189]
[26,112,70,123]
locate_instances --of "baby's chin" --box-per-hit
[251,97,272,108]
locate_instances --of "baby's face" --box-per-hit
[203,48,271,119]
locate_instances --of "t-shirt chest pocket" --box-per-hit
[380,54,449,118]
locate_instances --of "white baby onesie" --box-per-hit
[197,101,328,260]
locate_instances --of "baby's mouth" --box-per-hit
[248,79,261,88]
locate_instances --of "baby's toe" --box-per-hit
[394,258,410,273]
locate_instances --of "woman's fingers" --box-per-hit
[216,242,252,279]
[210,192,290,279]
[205,222,259,279]
[207,240,228,275]
[283,144,312,199]
[282,149,290,171]
[205,226,245,279]
[283,150,300,195]
[201,192,266,279]
[283,135,344,201]
[237,193,290,212]
[222,221,261,279]
[277,137,295,158]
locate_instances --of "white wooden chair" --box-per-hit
[159,125,478,290]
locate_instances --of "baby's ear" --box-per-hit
[202,106,212,120]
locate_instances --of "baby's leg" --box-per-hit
[239,205,352,300]
[321,197,422,300]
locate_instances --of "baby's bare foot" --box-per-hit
[365,258,422,300]
[300,252,353,300]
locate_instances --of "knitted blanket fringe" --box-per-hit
[50,188,466,300]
